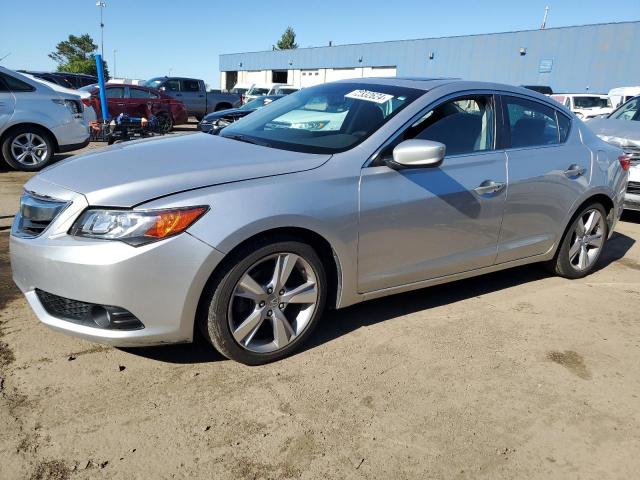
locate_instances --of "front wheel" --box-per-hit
[198,238,327,365]
[548,203,608,279]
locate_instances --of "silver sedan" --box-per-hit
[11,79,628,365]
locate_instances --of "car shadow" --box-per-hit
[124,231,635,365]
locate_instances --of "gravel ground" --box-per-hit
[1,132,639,479]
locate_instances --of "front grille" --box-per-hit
[12,192,68,238]
[627,181,640,196]
[35,289,144,330]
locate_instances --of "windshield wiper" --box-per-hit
[223,134,272,148]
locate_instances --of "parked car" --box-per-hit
[242,83,287,103]
[551,94,613,119]
[587,96,640,210]
[608,86,640,109]
[0,66,89,171]
[17,71,97,89]
[11,79,627,365]
[144,77,241,120]
[521,85,553,95]
[198,95,283,134]
[80,83,188,132]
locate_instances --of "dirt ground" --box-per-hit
[1,133,640,479]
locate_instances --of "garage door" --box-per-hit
[325,68,363,82]
[300,70,323,87]
[245,70,266,83]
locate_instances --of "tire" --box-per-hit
[1,125,56,171]
[214,103,231,112]
[198,237,327,365]
[548,202,608,279]
[156,113,173,133]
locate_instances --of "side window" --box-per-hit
[165,80,180,92]
[181,80,200,92]
[105,87,125,99]
[130,88,158,99]
[503,96,559,148]
[0,72,35,92]
[557,113,571,143]
[380,94,495,159]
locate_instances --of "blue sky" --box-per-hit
[1,0,638,88]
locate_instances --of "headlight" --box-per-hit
[70,206,208,246]
[575,112,584,119]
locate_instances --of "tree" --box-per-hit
[276,27,298,50]
[48,34,109,79]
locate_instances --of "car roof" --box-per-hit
[555,93,608,97]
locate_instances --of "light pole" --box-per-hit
[96,1,106,59]
[113,49,117,78]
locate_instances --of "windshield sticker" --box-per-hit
[345,90,394,104]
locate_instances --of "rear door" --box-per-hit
[496,94,591,263]
[179,79,204,116]
[358,93,508,292]
[0,75,16,131]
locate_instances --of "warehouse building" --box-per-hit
[219,21,640,93]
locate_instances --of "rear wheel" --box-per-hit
[1,126,55,171]
[549,203,608,279]
[198,238,327,365]
[156,113,173,133]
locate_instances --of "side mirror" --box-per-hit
[391,139,446,168]
[159,86,166,91]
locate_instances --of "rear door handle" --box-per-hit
[474,180,506,196]
[563,164,586,178]
[198,94,205,98]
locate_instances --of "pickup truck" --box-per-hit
[144,77,241,120]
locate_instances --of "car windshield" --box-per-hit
[574,96,611,109]
[277,88,298,95]
[144,78,164,89]
[221,82,423,154]
[609,97,640,121]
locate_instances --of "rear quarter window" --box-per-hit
[0,72,35,92]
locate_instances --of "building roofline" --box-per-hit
[220,20,640,57]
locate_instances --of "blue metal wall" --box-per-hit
[220,22,640,93]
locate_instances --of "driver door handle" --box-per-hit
[474,180,506,196]
[563,164,586,178]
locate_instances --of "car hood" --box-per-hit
[203,108,252,122]
[587,118,640,143]
[29,133,331,207]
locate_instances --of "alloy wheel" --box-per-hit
[10,133,49,166]
[228,253,319,353]
[568,208,605,271]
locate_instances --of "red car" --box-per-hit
[83,84,188,132]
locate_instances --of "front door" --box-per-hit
[358,94,507,292]
[496,95,591,263]
[179,79,203,116]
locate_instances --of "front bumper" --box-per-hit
[10,182,224,347]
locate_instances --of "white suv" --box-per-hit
[0,66,90,171]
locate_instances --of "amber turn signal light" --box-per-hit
[144,207,208,239]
